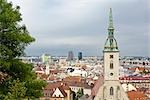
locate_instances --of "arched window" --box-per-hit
[110,87,114,95]
[110,62,113,69]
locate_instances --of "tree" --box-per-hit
[72,91,77,100]
[25,80,46,99]
[76,88,84,98]
[0,0,46,99]
[3,79,27,100]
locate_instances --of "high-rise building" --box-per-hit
[67,51,74,61]
[94,8,129,100]
[78,52,82,60]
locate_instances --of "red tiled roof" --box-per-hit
[62,83,70,90]
[45,82,61,90]
[49,69,60,74]
[40,74,49,80]
[44,81,70,91]
[44,82,70,98]
[119,76,150,80]
[48,76,57,81]
[63,81,91,89]
[58,86,67,97]
[91,75,104,96]
[127,90,149,100]
[63,76,82,82]
[129,67,150,71]
[36,67,44,71]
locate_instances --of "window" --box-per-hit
[110,73,113,76]
[110,55,113,59]
[110,63,113,69]
[110,87,114,95]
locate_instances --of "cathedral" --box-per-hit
[94,8,129,100]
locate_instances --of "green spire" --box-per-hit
[104,8,119,52]
[108,8,114,30]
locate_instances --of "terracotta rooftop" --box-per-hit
[49,69,60,74]
[63,81,91,89]
[62,83,70,90]
[44,81,70,91]
[63,76,82,82]
[58,86,67,97]
[91,75,104,96]
[45,82,61,90]
[127,90,149,100]
[40,74,49,80]
[35,67,45,74]
[119,76,150,80]
[43,81,70,98]
[129,67,150,71]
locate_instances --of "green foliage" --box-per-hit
[4,79,27,99]
[72,91,77,100]
[143,69,150,74]
[0,0,35,60]
[0,59,35,81]
[76,88,84,98]
[25,80,46,99]
[0,0,45,99]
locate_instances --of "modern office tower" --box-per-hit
[67,51,74,61]
[78,52,82,60]
[94,8,129,100]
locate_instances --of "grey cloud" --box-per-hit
[9,0,150,56]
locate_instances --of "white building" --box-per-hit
[68,69,88,77]
[94,8,129,100]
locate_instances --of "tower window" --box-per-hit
[110,73,113,76]
[110,87,114,95]
[110,55,113,59]
[110,63,113,69]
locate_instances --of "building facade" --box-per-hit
[78,52,82,60]
[67,51,74,61]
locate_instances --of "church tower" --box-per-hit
[94,8,129,100]
[104,8,119,81]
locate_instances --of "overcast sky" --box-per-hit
[9,0,150,57]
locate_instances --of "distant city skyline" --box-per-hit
[9,0,150,56]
